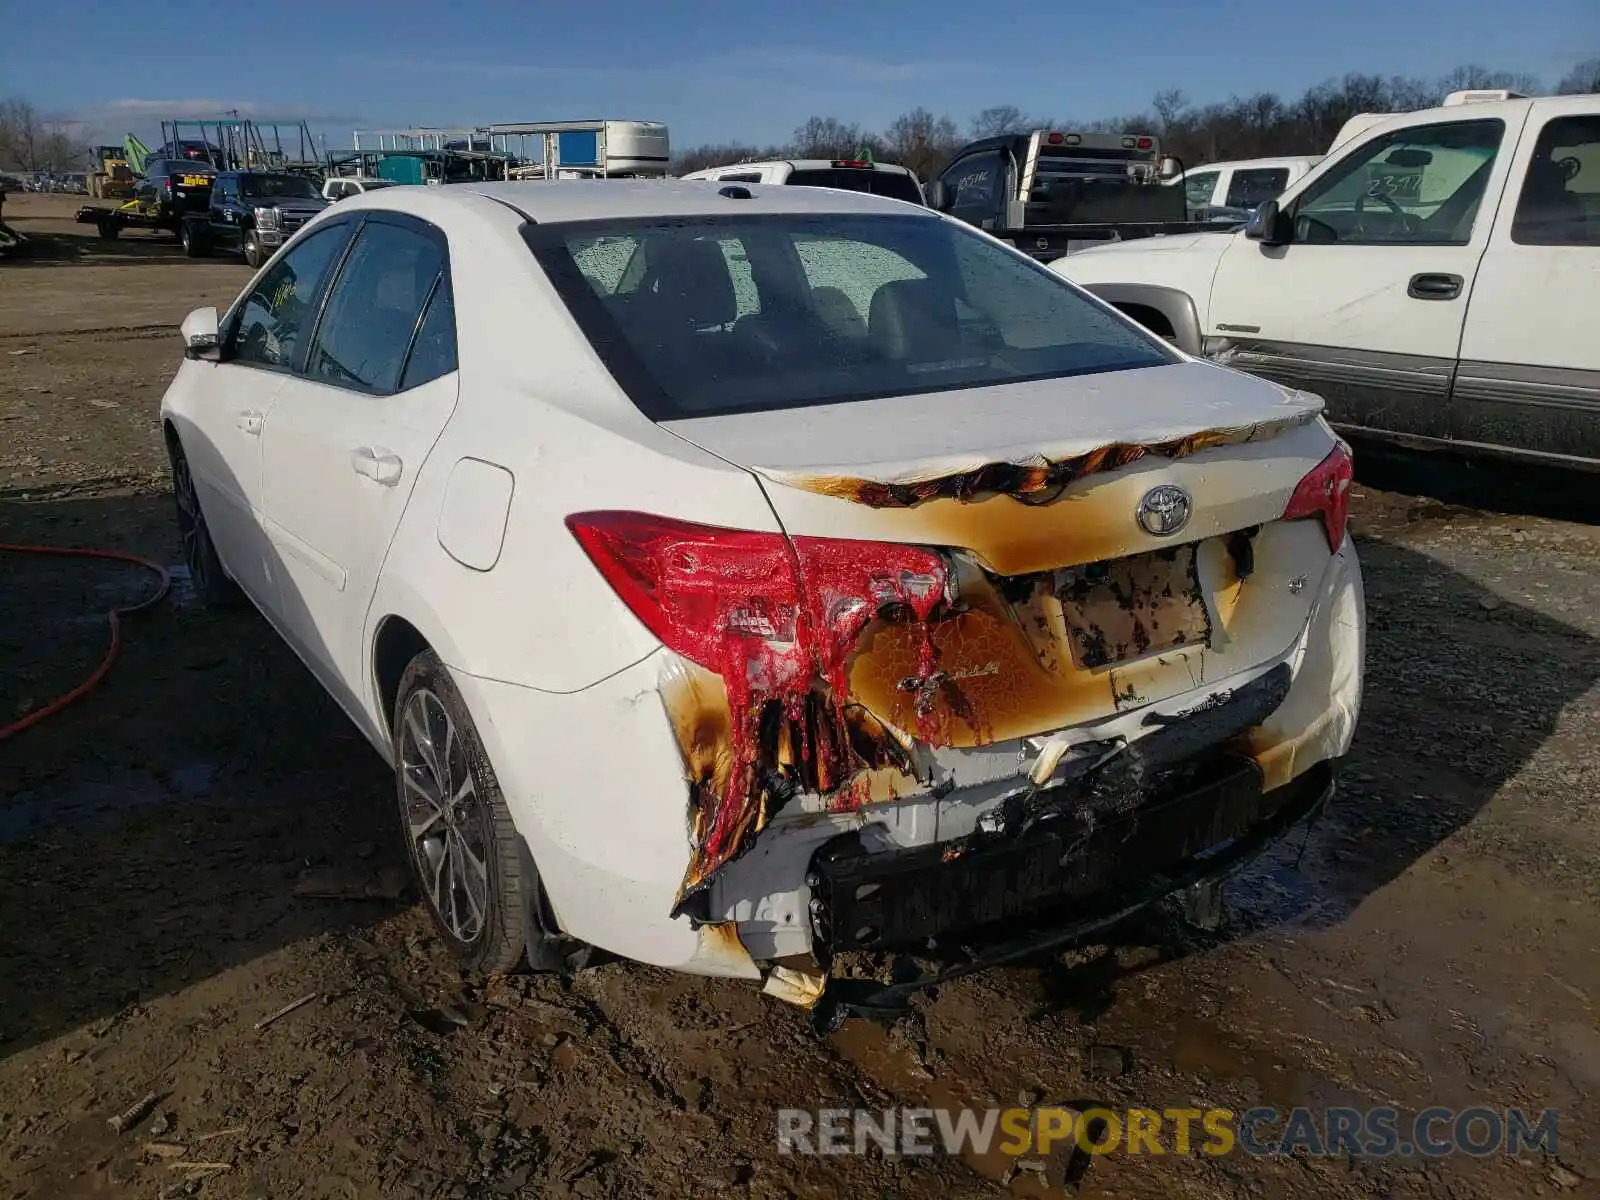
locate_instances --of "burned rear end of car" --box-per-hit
[569,419,1360,1017]
[536,202,1364,1015]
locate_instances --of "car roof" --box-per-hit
[683,159,916,179]
[346,178,934,225]
[1183,156,1323,173]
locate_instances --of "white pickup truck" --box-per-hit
[1170,155,1323,214]
[1055,91,1600,469]
[681,158,925,205]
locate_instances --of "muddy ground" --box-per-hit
[1,191,1597,1199]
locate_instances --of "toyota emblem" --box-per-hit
[1136,484,1192,537]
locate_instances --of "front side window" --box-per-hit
[306,219,446,395]
[1291,119,1504,245]
[942,152,1003,220]
[527,212,1173,420]
[1182,170,1219,208]
[229,224,351,370]
[1225,168,1290,210]
[1512,115,1600,246]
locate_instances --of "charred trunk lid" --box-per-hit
[663,362,1338,748]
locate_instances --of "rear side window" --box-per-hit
[1225,168,1290,209]
[526,212,1172,420]
[1512,115,1600,246]
[306,219,446,394]
[785,168,923,204]
[1182,170,1219,208]
[400,277,459,390]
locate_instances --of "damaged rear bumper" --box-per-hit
[808,674,1294,957]
[809,758,1337,1025]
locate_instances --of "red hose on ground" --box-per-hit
[0,544,171,742]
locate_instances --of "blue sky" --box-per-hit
[5,0,1595,151]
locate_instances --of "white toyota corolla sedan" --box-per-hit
[161,180,1363,1022]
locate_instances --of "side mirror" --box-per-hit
[923,179,950,212]
[1245,199,1292,246]
[1157,156,1182,181]
[181,306,221,360]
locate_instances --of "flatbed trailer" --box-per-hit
[75,166,215,240]
[74,201,177,239]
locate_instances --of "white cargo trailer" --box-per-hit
[484,120,670,179]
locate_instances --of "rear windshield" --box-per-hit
[784,168,925,205]
[241,175,320,199]
[525,212,1174,420]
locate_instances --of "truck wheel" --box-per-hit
[242,228,265,268]
[181,222,209,258]
[96,217,119,240]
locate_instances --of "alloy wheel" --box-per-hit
[172,452,212,598]
[398,687,491,944]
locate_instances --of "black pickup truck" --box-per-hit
[925,129,1239,261]
[181,170,330,267]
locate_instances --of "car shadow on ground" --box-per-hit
[1,229,191,267]
[968,523,1600,1022]
[2,457,1597,1050]
[0,483,404,1060]
[1349,436,1600,526]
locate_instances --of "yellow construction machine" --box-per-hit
[86,136,148,200]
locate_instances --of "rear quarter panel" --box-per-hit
[365,197,781,698]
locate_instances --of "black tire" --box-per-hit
[168,439,240,609]
[181,221,208,258]
[393,651,543,974]
[96,217,119,240]
[242,226,265,268]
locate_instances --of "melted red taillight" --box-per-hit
[564,511,947,678]
[568,511,950,885]
[564,512,804,674]
[1281,441,1353,551]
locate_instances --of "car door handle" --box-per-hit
[236,410,263,435]
[1408,273,1463,301]
[350,447,403,486]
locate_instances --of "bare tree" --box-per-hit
[1556,58,1600,94]
[882,107,960,179]
[790,117,873,159]
[676,60,1575,185]
[0,96,89,172]
[1437,64,1542,96]
[968,105,1030,139]
[1152,89,1189,134]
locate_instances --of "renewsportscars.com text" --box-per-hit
[776,1105,1559,1158]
